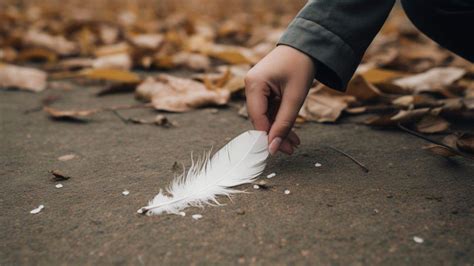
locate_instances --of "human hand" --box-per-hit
[244,45,316,155]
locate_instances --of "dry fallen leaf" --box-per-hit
[346,75,382,101]
[299,84,356,122]
[390,108,430,123]
[44,106,100,120]
[0,64,47,92]
[422,144,460,158]
[456,133,474,154]
[92,53,132,70]
[78,68,141,83]
[50,170,71,181]
[23,30,78,56]
[135,75,230,112]
[393,67,466,93]
[415,115,450,134]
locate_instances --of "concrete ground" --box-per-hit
[1,84,473,265]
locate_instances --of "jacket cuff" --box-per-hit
[277,17,359,91]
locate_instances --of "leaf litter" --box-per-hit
[0,1,472,162]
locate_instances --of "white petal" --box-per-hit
[192,214,203,220]
[30,205,44,214]
[266,173,276,178]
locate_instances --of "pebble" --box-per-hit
[122,190,130,196]
[266,173,276,179]
[413,236,424,243]
[284,189,291,195]
[314,163,322,167]
[30,205,44,214]
[178,211,186,217]
[253,184,260,189]
[192,214,203,220]
[55,184,63,189]
[58,154,76,161]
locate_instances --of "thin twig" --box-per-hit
[325,145,369,173]
[112,110,129,124]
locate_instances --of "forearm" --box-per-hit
[278,0,396,91]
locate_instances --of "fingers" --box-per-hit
[245,79,271,132]
[268,84,307,155]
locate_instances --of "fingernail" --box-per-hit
[269,137,282,155]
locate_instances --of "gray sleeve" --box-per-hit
[278,0,395,91]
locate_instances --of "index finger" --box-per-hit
[245,82,271,132]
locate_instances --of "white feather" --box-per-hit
[138,130,269,215]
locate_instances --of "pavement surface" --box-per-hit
[1,85,473,265]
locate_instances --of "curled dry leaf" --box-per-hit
[49,170,71,181]
[422,144,460,158]
[129,33,164,50]
[393,67,466,93]
[299,84,356,122]
[78,68,140,83]
[346,75,382,101]
[0,64,47,92]
[390,108,430,123]
[92,53,132,70]
[415,115,450,134]
[172,52,211,71]
[135,75,230,112]
[127,114,176,127]
[44,106,99,120]
[23,30,78,56]
[456,133,474,154]
[392,95,439,108]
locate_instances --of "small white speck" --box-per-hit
[178,211,186,217]
[122,190,130,196]
[413,236,424,243]
[314,163,322,167]
[30,205,44,214]
[192,214,202,220]
[373,209,379,214]
[267,173,276,178]
[55,184,63,189]
[253,184,260,189]
[284,189,291,195]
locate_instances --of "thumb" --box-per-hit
[268,85,308,155]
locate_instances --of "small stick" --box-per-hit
[112,110,129,124]
[325,145,369,173]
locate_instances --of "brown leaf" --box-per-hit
[360,68,406,84]
[43,106,99,120]
[129,33,164,50]
[415,115,450,133]
[346,75,382,101]
[422,144,460,157]
[456,133,474,154]
[392,95,440,108]
[92,53,132,70]
[299,84,356,122]
[23,30,78,56]
[390,108,430,123]
[0,64,47,92]
[49,170,71,181]
[393,67,466,93]
[78,68,141,83]
[135,75,230,112]
[172,52,210,71]
[17,47,58,63]
[363,114,396,126]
